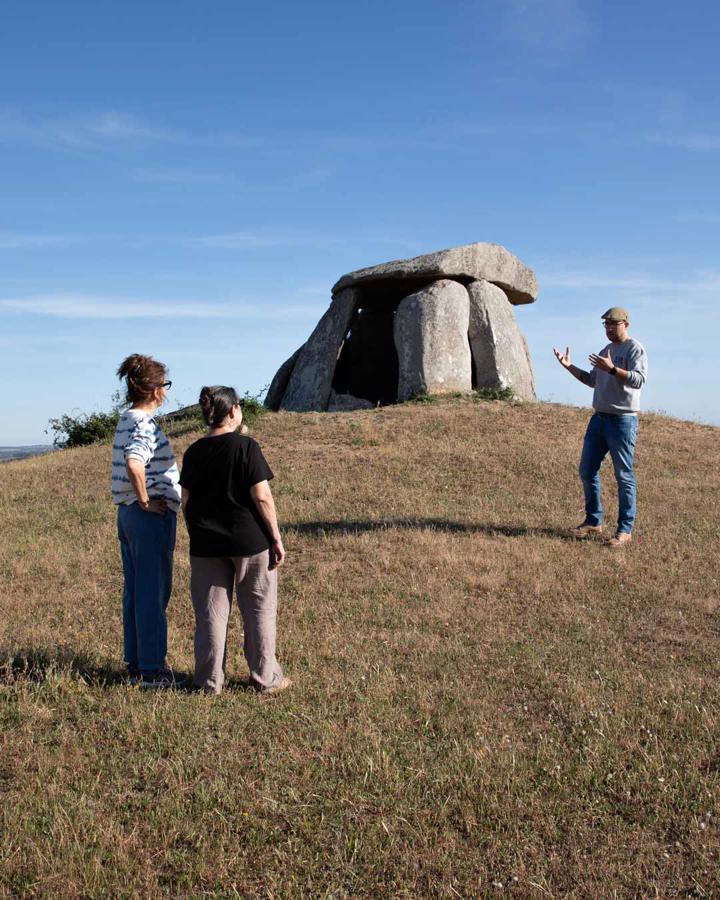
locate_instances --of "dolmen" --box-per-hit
[265,242,538,412]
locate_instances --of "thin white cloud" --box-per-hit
[540,270,720,292]
[657,91,689,128]
[0,109,177,150]
[675,213,720,224]
[85,111,180,142]
[188,231,345,250]
[132,168,225,185]
[0,229,418,253]
[0,332,81,347]
[189,230,420,251]
[0,293,323,321]
[0,112,94,149]
[0,108,260,153]
[502,0,592,57]
[0,232,80,249]
[648,131,720,151]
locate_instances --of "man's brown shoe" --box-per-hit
[570,522,603,538]
[259,677,293,696]
[606,532,632,548]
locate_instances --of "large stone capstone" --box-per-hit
[268,242,537,412]
[332,241,538,305]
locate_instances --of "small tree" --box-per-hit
[46,411,120,449]
[239,390,266,428]
[46,391,126,449]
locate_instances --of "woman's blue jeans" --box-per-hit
[117,503,176,671]
[579,412,638,534]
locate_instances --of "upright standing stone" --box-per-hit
[280,288,357,412]
[394,280,471,401]
[467,280,536,400]
[264,345,303,411]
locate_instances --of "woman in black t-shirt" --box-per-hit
[180,386,291,695]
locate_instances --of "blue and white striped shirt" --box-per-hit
[111,409,181,512]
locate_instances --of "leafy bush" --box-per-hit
[47,390,125,449]
[47,411,120,449]
[47,387,269,449]
[240,390,267,427]
[473,386,515,402]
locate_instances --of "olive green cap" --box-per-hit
[601,306,629,323]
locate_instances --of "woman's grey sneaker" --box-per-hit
[139,667,188,689]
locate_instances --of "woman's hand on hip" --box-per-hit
[140,498,168,516]
[269,538,285,569]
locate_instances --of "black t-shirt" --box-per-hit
[179,432,274,557]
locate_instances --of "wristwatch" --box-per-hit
[609,366,618,376]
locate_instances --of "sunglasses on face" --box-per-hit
[162,381,172,389]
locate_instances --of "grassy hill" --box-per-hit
[1,398,719,897]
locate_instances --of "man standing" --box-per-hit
[553,307,648,547]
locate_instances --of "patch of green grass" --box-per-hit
[472,386,515,402]
[407,387,516,405]
[407,392,440,404]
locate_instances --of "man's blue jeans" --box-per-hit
[579,412,638,534]
[117,503,176,671]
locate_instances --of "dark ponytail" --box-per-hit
[117,354,167,404]
[199,385,240,427]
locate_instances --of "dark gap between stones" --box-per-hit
[332,277,474,405]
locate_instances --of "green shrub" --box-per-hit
[240,390,267,427]
[47,388,269,449]
[46,411,120,449]
[473,386,515,402]
[47,390,125,449]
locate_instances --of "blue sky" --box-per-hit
[1,0,718,444]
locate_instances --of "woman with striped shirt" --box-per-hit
[111,354,184,689]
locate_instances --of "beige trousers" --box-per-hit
[190,550,284,694]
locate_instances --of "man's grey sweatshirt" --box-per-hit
[579,338,647,414]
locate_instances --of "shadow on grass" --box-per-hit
[286,518,574,541]
[0,647,192,691]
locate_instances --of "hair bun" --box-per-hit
[117,353,148,381]
[116,354,167,404]
[198,385,238,428]
[198,386,215,424]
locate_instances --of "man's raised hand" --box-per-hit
[553,346,571,368]
[589,350,613,372]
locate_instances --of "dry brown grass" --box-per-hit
[1,397,719,898]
